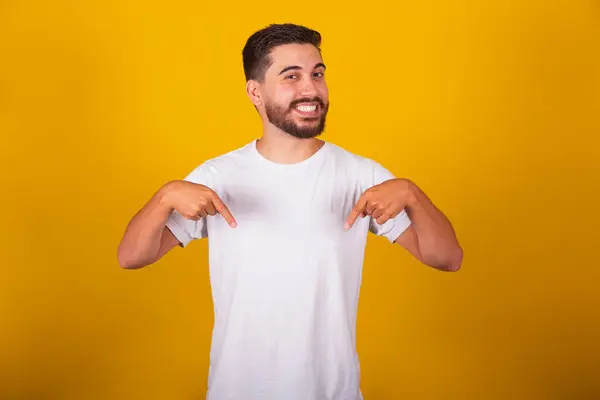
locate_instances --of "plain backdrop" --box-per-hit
[1,1,599,399]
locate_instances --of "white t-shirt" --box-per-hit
[166,139,412,400]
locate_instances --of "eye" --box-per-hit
[313,71,325,78]
[285,74,298,80]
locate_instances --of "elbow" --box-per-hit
[118,254,140,269]
[444,258,462,272]
[424,246,463,272]
[119,259,144,270]
[117,247,148,270]
[442,246,463,272]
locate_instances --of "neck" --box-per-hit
[256,125,324,164]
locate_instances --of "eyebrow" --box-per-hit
[278,63,326,75]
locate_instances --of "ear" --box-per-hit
[246,80,263,106]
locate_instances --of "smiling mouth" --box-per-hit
[296,104,317,112]
[292,103,321,118]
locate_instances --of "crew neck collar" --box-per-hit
[250,139,330,168]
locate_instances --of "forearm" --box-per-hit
[405,181,463,270]
[117,185,174,268]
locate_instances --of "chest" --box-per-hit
[209,168,369,247]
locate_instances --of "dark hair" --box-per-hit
[242,23,322,82]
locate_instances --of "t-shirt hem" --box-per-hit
[165,218,192,247]
[385,215,412,243]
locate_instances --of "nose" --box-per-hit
[298,76,317,96]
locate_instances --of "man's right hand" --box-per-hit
[160,180,237,227]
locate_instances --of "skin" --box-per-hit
[246,43,330,164]
[345,178,463,272]
[117,42,463,272]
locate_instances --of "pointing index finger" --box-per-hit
[345,195,367,230]
[211,193,237,228]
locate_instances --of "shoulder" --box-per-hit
[183,141,255,180]
[202,141,255,169]
[325,141,393,180]
[326,141,370,165]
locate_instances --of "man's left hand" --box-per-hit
[344,178,413,230]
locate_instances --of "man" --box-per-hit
[118,23,463,400]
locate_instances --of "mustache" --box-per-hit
[289,97,325,109]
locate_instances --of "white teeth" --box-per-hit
[296,105,317,112]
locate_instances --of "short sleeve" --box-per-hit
[165,163,213,247]
[368,160,412,243]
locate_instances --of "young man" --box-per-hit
[118,23,463,400]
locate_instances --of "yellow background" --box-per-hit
[1,0,599,399]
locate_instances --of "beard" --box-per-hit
[264,97,329,139]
